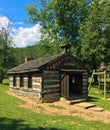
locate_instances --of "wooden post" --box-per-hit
[104,71,106,99]
[88,70,95,92]
[98,75,101,93]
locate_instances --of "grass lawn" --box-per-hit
[1,80,110,130]
[88,82,110,111]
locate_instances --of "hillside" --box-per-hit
[14,43,61,66]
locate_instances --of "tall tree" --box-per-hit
[77,0,110,70]
[26,0,91,55]
[0,23,15,83]
[76,0,110,82]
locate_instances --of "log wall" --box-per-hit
[24,76,28,89]
[9,71,88,102]
[9,76,13,88]
[9,74,42,102]
[16,76,20,88]
[32,76,42,91]
[42,70,60,102]
[82,73,88,95]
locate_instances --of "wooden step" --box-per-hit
[67,99,86,105]
[75,102,96,109]
[89,107,104,112]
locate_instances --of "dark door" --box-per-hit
[73,73,83,95]
[61,75,69,98]
[69,75,74,95]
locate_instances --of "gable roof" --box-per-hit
[8,52,88,74]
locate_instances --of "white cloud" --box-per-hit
[0,16,10,28]
[12,24,41,47]
[15,22,23,25]
[0,16,41,47]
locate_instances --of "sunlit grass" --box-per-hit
[88,81,110,111]
[1,79,110,130]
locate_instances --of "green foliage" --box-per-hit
[26,0,90,51]
[1,84,110,130]
[77,0,110,70]
[0,25,15,83]
[25,0,110,72]
[2,0,110,77]
[14,44,54,65]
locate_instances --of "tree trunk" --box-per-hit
[0,70,3,84]
[93,74,98,83]
[0,78,3,84]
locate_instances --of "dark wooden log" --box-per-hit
[43,84,60,89]
[42,93,60,103]
[82,73,88,94]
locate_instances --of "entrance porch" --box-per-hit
[61,70,88,100]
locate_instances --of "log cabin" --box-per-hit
[8,44,88,102]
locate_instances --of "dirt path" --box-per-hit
[7,91,110,124]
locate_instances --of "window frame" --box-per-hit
[28,75,32,88]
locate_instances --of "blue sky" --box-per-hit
[0,0,41,47]
[0,0,32,27]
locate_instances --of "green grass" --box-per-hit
[1,80,110,130]
[88,83,110,111]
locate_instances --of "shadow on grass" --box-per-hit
[87,96,100,103]
[2,83,9,86]
[0,117,65,130]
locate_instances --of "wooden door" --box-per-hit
[74,74,83,95]
[61,75,69,98]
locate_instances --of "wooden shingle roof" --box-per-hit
[8,53,65,74]
[8,52,88,74]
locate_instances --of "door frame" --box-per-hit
[61,72,83,98]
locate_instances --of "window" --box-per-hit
[20,75,24,87]
[28,75,32,88]
[13,75,16,87]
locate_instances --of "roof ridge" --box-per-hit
[8,53,66,74]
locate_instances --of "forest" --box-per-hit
[0,0,110,83]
